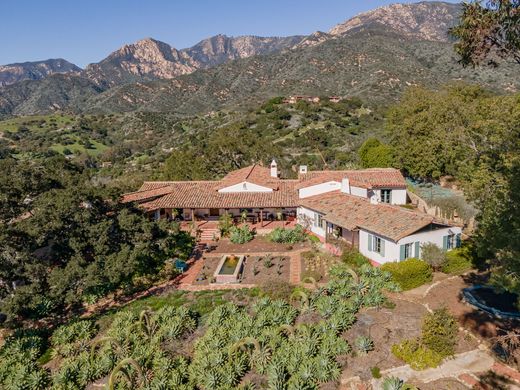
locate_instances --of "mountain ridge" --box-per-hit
[1,1,518,119]
[0,59,80,87]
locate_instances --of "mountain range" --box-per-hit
[0,59,80,87]
[0,1,518,118]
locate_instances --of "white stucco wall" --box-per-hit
[218,181,273,193]
[359,225,463,264]
[297,206,325,237]
[350,186,368,198]
[398,225,462,256]
[358,230,397,264]
[372,188,407,205]
[299,181,341,198]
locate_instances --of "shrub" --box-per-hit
[341,247,371,269]
[421,243,446,271]
[308,234,321,244]
[371,366,381,379]
[229,225,254,244]
[442,247,472,274]
[260,280,294,300]
[218,213,233,237]
[381,258,432,290]
[421,308,457,357]
[391,339,443,370]
[268,225,307,244]
[392,308,457,370]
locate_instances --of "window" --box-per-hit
[381,189,392,203]
[314,212,324,228]
[368,234,385,256]
[446,234,455,249]
[404,243,413,259]
[373,236,382,253]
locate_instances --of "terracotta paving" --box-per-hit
[177,259,204,287]
[491,362,520,385]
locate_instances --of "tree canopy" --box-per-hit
[387,84,520,299]
[0,157,194,322]
[451,0,520,66]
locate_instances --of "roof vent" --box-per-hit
[299,165,308,174]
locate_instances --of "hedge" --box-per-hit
[442,248,473,274]
[381,258,432,290]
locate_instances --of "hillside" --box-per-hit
[0,58,80,86]
[77,28,520,115]
[0,1,518,118]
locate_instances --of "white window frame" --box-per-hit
[373,236,382,253]
[381,189,392,204]
[447,234,455,249]
[404,242,413,259]
[313,212,323,228]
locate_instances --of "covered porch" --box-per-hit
[154,207,297,225]
[324,221,360,248]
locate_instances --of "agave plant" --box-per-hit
[355,335,374,354]
[107,357,144,390]
[382,376,405,390]
[290,290,311,312]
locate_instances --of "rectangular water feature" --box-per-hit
[214,255,245,283]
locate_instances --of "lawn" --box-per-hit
[50,138,109,156]
[0,114,75,132]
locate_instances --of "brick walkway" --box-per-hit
[289,250,302,284]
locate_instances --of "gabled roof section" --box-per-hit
[297,168,406,190]
[121,184,175,203]
[215,164,280,191]
[141,180,298,210]
[300,191,434,241]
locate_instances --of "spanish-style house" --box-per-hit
[122,160,461,264]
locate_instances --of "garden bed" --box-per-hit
[209,235,309,254]
[193,254,290,285]
[300,250,341,282]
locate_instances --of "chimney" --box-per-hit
[270,159,278,178]
[370,193,379,204]
[299,165,308,174]
[341,178,350,194]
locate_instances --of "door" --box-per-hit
[209,208,220,217]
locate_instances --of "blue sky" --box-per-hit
[2,0,458,67]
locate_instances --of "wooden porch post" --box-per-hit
[260,208,264,227]
[191,208,194,222]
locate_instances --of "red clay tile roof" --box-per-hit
[297,168,406,190]
[138,180,299,210]
[215,164,280,190]
[300,191,434,241]
[121,184,175,203]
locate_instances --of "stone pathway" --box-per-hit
[376,348,494,385]
[341,349,496,389]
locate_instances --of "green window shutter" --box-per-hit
[368,234,373,251]
[399,244,405,261]
[414,241,420,258]
[456,233,462,248]
[442,235,448,250]
[380,239,385,257]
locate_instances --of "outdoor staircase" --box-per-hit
[199,227,219,242]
